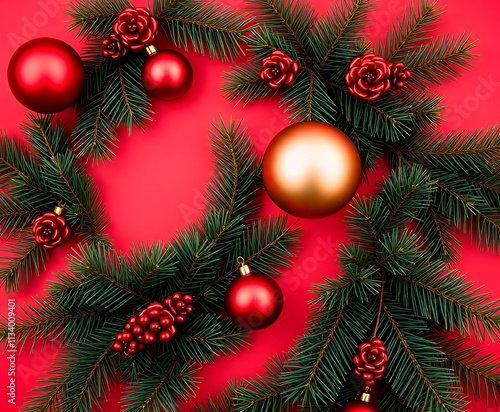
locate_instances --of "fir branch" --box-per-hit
[0,194,45,237]
[312,0,374,83]
[235,356,293,412]
[192,382,238,412]
[67,0,133,40]
[22,371,71,412]
[281,299,376,405]
[280,70,336,123]
[312,266,381,309]
[171,314,249,364]
[121,360,199,412]
[406,33,477,87]
[0,234,48,293]
[334,88,415,142]
[248,0,316,63]
[380,300,467,412]
[155,0,249,61]
[222,62,275,105]
[2,294,118,350]
[377,1,444,62]
[390,262,500,340]
[441,337,500,405]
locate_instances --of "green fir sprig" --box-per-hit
[2,119,302,411]
[0,114,110,292]
[68,0,252,162]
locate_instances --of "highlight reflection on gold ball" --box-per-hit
[262,121,362,219]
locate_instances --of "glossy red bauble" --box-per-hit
[141,49,193,101]
[337,401,381,412]
[225,273,283,330]
[8,38,85,113]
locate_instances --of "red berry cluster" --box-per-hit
[113,293,193,355]
[353,337,388,387]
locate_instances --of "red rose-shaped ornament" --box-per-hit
[32,206,70,250]
[345,53,391,101]
[260,50,299,90]
[389,62,411,89]
[114,7,158,52]
[102,34,126,59]
[353,337,388,387]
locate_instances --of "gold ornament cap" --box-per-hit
[54,206,65,216]
[145,45,158,56]
[237,257,251,276]
[360,392,371,403]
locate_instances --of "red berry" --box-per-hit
[183,294,193,304]
[116,333,123,341]
[132,325,143,336]
[150,322,161,333]
[113,342,123,352]
[148,308,161,320]
[176,315,186,324]
[129,340,138,349]
[124,323,131,331]
[144,330,157,344]
[163,297,172,307]
[159,330,172,342]
[122,331,133,342]
[176,301,186,311]
[186,306,193,314]
[138,343,145,351]
[138,314,151,326]
[159,316,173,328]
[127,348,137,355]
[137,335,145,343]
[147,302,164,311]
[129,316,138,326]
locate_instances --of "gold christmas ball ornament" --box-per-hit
[262,121,362,219]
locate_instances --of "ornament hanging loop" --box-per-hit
[237,256,251,276]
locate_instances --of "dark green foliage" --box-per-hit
[153,0,248,61]
[206,166,500,411]
[0,114,110,292]
[68,0,252,162]
[2,120,302,411]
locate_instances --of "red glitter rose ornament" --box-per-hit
[260,50,299,90]
[345,53,392,101]
[32,209,70,250]
[353,337,388,387]
[102,34,127,59]
[113,7,158,52]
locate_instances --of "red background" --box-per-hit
[1,0,499,410]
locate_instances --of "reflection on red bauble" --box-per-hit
[8,38,85,113]
[337,400,381,412]
[262,121,362,219]
[225,273,283,330]
[141,46,193,101]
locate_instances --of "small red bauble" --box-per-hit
[8,38,85,113]
[32,207,70,249]
[336,400,381,412]
[225,259,283,330]
[141,46,193,101]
